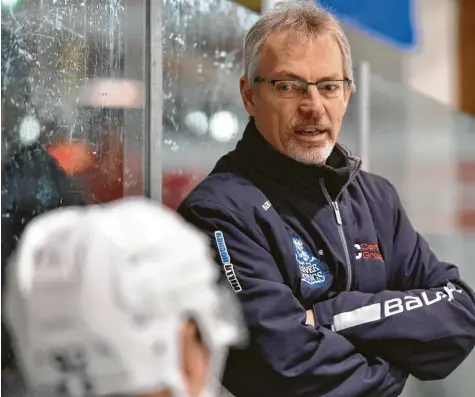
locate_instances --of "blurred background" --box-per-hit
[1,0,474,395]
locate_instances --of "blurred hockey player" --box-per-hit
[3,198,246,397]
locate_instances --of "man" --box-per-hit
[4,198,245,397]
[177,1,475,397]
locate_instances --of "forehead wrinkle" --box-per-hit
[259,32,344,80]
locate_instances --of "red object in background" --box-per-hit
[47,134,143,204]
[47,140,95,177]
[47,138,206,209]
[457,161,475,231]
[162,170,207,210]
[89,133,143,203]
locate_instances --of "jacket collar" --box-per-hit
[234,120,361,199]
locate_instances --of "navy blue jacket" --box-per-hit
[178,121,475,397]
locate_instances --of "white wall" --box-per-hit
[346,0,459,108]
[405,0,459,107]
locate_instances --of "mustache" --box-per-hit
[289,118,332,132]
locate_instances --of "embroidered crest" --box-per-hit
[292,236,328,287]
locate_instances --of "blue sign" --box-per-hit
[316,0,417,50]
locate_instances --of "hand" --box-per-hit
[306,309,317,327]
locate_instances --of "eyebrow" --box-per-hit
[273,71,344,81]
[318,75,345,81]
[273,71,306,80]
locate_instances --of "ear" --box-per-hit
[180,320,210,397]
[240,76,258,117]
[343,85,353,108]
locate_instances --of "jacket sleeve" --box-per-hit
[313,181,475,381]
[178,199,407,397]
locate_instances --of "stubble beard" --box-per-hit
[283,118,336,165]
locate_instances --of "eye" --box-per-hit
[274,81,306,98]
[321,83,340,92]
[276,81,299,91]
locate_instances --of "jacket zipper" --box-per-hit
[319,172,359,291]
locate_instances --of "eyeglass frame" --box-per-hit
[252,77,352,100]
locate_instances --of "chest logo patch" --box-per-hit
[292,236,329,287]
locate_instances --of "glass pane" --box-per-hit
[1,0,147,392]
[1,0,146,205]
[363,72,475,247]
[161,0,259,210]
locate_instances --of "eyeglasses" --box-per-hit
[253,77,352,100]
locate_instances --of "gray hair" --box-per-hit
[243,0,356,91]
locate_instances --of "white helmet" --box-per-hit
[4,197,246,397]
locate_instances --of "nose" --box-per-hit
[299,85,325,118]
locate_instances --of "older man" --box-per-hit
[178,2,475,397]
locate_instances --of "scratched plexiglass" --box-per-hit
[161,0,259,209]
[1,0,146,204]
[1,1,146,394]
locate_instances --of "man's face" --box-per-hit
[240,31,351,164]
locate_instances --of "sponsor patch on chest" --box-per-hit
[292,236,329,287]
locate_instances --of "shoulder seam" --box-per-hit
[186,199,269,243]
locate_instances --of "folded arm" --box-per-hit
[313,181,475,380]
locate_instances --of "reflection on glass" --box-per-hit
[2,0,146,206]
[161,0,259,209]
[1,1,146,393]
